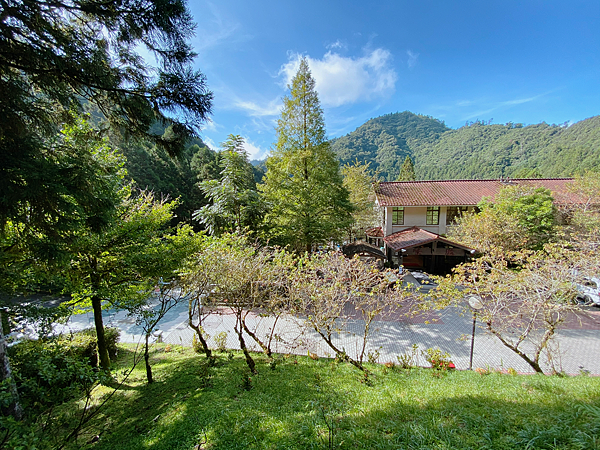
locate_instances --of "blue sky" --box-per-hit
[187,1,600,159]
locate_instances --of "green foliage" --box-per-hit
[261,58,353,251]
[422,347,453,372]
[0,1,213,274]
[1,116,127,295]
[193,134,263,235]
[77,327,121,360]
[341,161,379,239]
[491,186,557,247]
[450,185,557,254]
[331,113,600,181]
[330,111,449,181]
[31,345,600,450]
[120,134,217,225]
[67,190,203,369]
[396,344,420,369]
[214,332,228,352]
[8,338,101,414]
[0,0,212,155]
[567,171,600,241]
[397,155,416,181]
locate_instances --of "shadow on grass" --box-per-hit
[82,349,600,450]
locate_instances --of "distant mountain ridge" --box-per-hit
[330,111,600,181]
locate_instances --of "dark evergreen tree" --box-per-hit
[0,0,212,237]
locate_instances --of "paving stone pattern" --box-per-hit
[63,301,600,375]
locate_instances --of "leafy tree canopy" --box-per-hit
[193,135,263,235]
[331,113,600,181]
[341,160,379,240]
[0,0,212,236]
[449,185,557,255]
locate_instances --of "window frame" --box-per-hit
[426,206,440,225]
[392,207,405,225]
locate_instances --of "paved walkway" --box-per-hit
[61,299,600,375]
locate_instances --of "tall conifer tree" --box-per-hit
[397,155,416,181]
[261,58,352,251]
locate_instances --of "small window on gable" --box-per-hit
[426,206,440,225]
[392,207,404,225]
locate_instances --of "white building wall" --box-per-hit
[388,206,450,235]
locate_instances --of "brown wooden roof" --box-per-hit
[374,178,578,207]
[342,241,386,259]
[383,226,475,252]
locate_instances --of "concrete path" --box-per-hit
[61,299,600,375]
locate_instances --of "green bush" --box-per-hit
[8,339,100,413]
[79,326,121,360]
[62,331,98,367]
[104,327,120,360]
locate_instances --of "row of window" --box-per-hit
[391,206,469,226]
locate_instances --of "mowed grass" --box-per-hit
[59,344,600,450]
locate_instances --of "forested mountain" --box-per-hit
[119,132,219,224]
[330,112,600,180]
[330,112,449,180]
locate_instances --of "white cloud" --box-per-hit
[500,96,541,106]
[202,118,218,132]
[462,95,545,121]
[243,139,268,160]
[279,49,397,107]
[202,136,218,151]
[192,1,242,52]
[233,98,282,117]
[406,50,419,69]
[326,40,347,51]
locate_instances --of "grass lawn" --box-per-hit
[56,344,600,450]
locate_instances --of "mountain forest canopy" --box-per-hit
[330,112,600,181]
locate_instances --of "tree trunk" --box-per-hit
[241,313,270,357]
[488,325,544,374]
[315,327,364,371]
[235,314,256,374]
[188,298,212,359]
[0,311,23,420]
[266,313,282,356]
[92,294,111,370]
[144,333,153,383]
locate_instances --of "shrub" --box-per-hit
[213,331,228,352]
[423,347,453,372]
[104,327,120,360]
[78,327,120,360]
[62,332,98,367]
[397,344,419,369]
[8,339,100,413]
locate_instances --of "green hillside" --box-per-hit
[331,112,600,180]
[330,111,450,180]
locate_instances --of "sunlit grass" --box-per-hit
[57,344,600,450]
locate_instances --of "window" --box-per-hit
[392,207,404,225]
[446,206,469,225]
[426,206,439,225]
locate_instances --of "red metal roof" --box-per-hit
[383,226,475,252]
[374,178,578,207]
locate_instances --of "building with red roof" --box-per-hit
[371,178,575,273]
